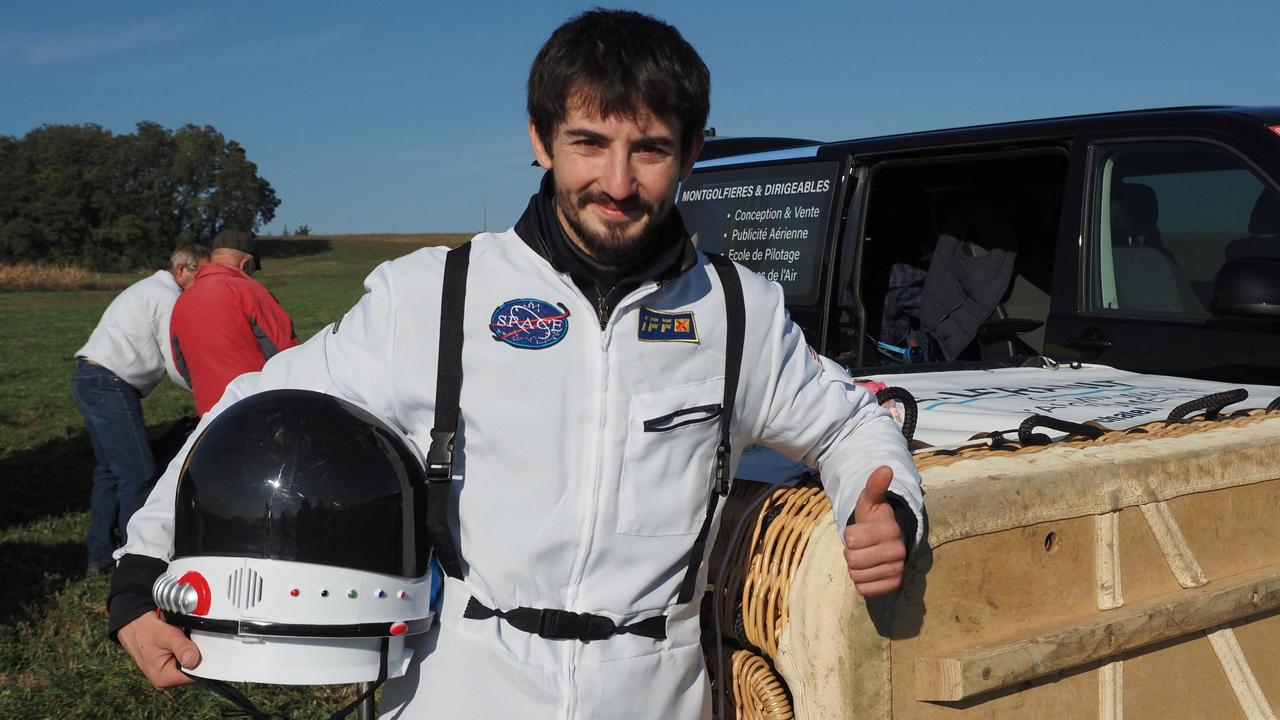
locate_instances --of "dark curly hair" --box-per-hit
[528,8,710,161]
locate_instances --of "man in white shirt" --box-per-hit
[72,243,208,575]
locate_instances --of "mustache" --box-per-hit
[577,191,655,216]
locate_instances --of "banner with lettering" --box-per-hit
[733,364,1280,482]
[865,364,1280,447]
[679,160,840,305]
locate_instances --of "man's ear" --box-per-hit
[679,134,706,181]
[529,119,553,170]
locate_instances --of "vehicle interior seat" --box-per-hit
[918,199,1019,361]
[1109,194,1204,316]
[857,189,933,364]
[1110,183,1168,254]
[1225,187,1280,261]
[979,274,1045,358]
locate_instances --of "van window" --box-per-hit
[1088,143,1278,318]
[834,150,1068,369]
[679,161,841,306]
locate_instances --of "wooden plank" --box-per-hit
[1096,512,1124,610]
[1099,661,1122,720]
[914,564,1280,702]
[1140,501,1207,589]
[1206,626,1276,720]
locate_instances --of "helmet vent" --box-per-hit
[228,567,264,609]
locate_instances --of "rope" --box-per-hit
[1016,414,1105,446]
[1165,389,1249,424]
[914,407,1279,471]
[711,480,779,720]
[876,386,918,442]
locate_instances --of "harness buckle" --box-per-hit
[425,429,455,483]
[537,608,616,641]
[713,442,730,496]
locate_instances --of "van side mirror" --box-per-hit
[1211,257,1280,319]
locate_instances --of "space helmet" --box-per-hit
[152,389,437,685]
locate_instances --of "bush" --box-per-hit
[0,122,280,271]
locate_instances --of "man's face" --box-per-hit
[529,99,703,265]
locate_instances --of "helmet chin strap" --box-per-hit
[181,637,391,720]
[329,639,390,720]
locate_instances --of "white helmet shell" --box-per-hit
[156,389,437,685]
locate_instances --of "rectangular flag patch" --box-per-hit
[638,307,699,343]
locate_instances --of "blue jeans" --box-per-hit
[71,359,156,568]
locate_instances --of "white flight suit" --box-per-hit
[122,229,924,719]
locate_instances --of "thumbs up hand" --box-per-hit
[843,465,907,597]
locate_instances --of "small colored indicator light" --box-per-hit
[176,571,213,616]
[376,589,387,599]
[1270,125,1280,138]
[348,589,358,599]
[320,589,329,598]
[289,588,300,597]
[389,622,408,636]
[397,590,407,599]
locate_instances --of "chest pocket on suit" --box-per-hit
[618,377,724,536]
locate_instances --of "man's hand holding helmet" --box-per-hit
[117,611,201,689]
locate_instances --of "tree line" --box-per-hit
[0,122,280,271]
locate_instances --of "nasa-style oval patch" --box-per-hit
[489,298,571,349]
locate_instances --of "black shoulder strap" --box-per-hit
[707,253,745,494]
[426,242,471,580]
[428,245,745,599]
[677,253,745,603]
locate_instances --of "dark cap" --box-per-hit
[212,229,255,253]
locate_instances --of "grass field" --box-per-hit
[0,233,468,718]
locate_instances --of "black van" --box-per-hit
[680,106,1280,383]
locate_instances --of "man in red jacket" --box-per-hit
[170,229,299,415]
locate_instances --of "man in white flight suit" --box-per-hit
[108,9,924,718]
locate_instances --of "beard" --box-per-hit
[556,188,666,266]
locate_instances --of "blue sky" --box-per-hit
[2,1,1276,234]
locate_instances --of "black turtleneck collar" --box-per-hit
[514,171,698,327]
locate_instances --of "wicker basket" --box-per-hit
[716,408,1280,719]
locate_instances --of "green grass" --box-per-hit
[0,233,466,718]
